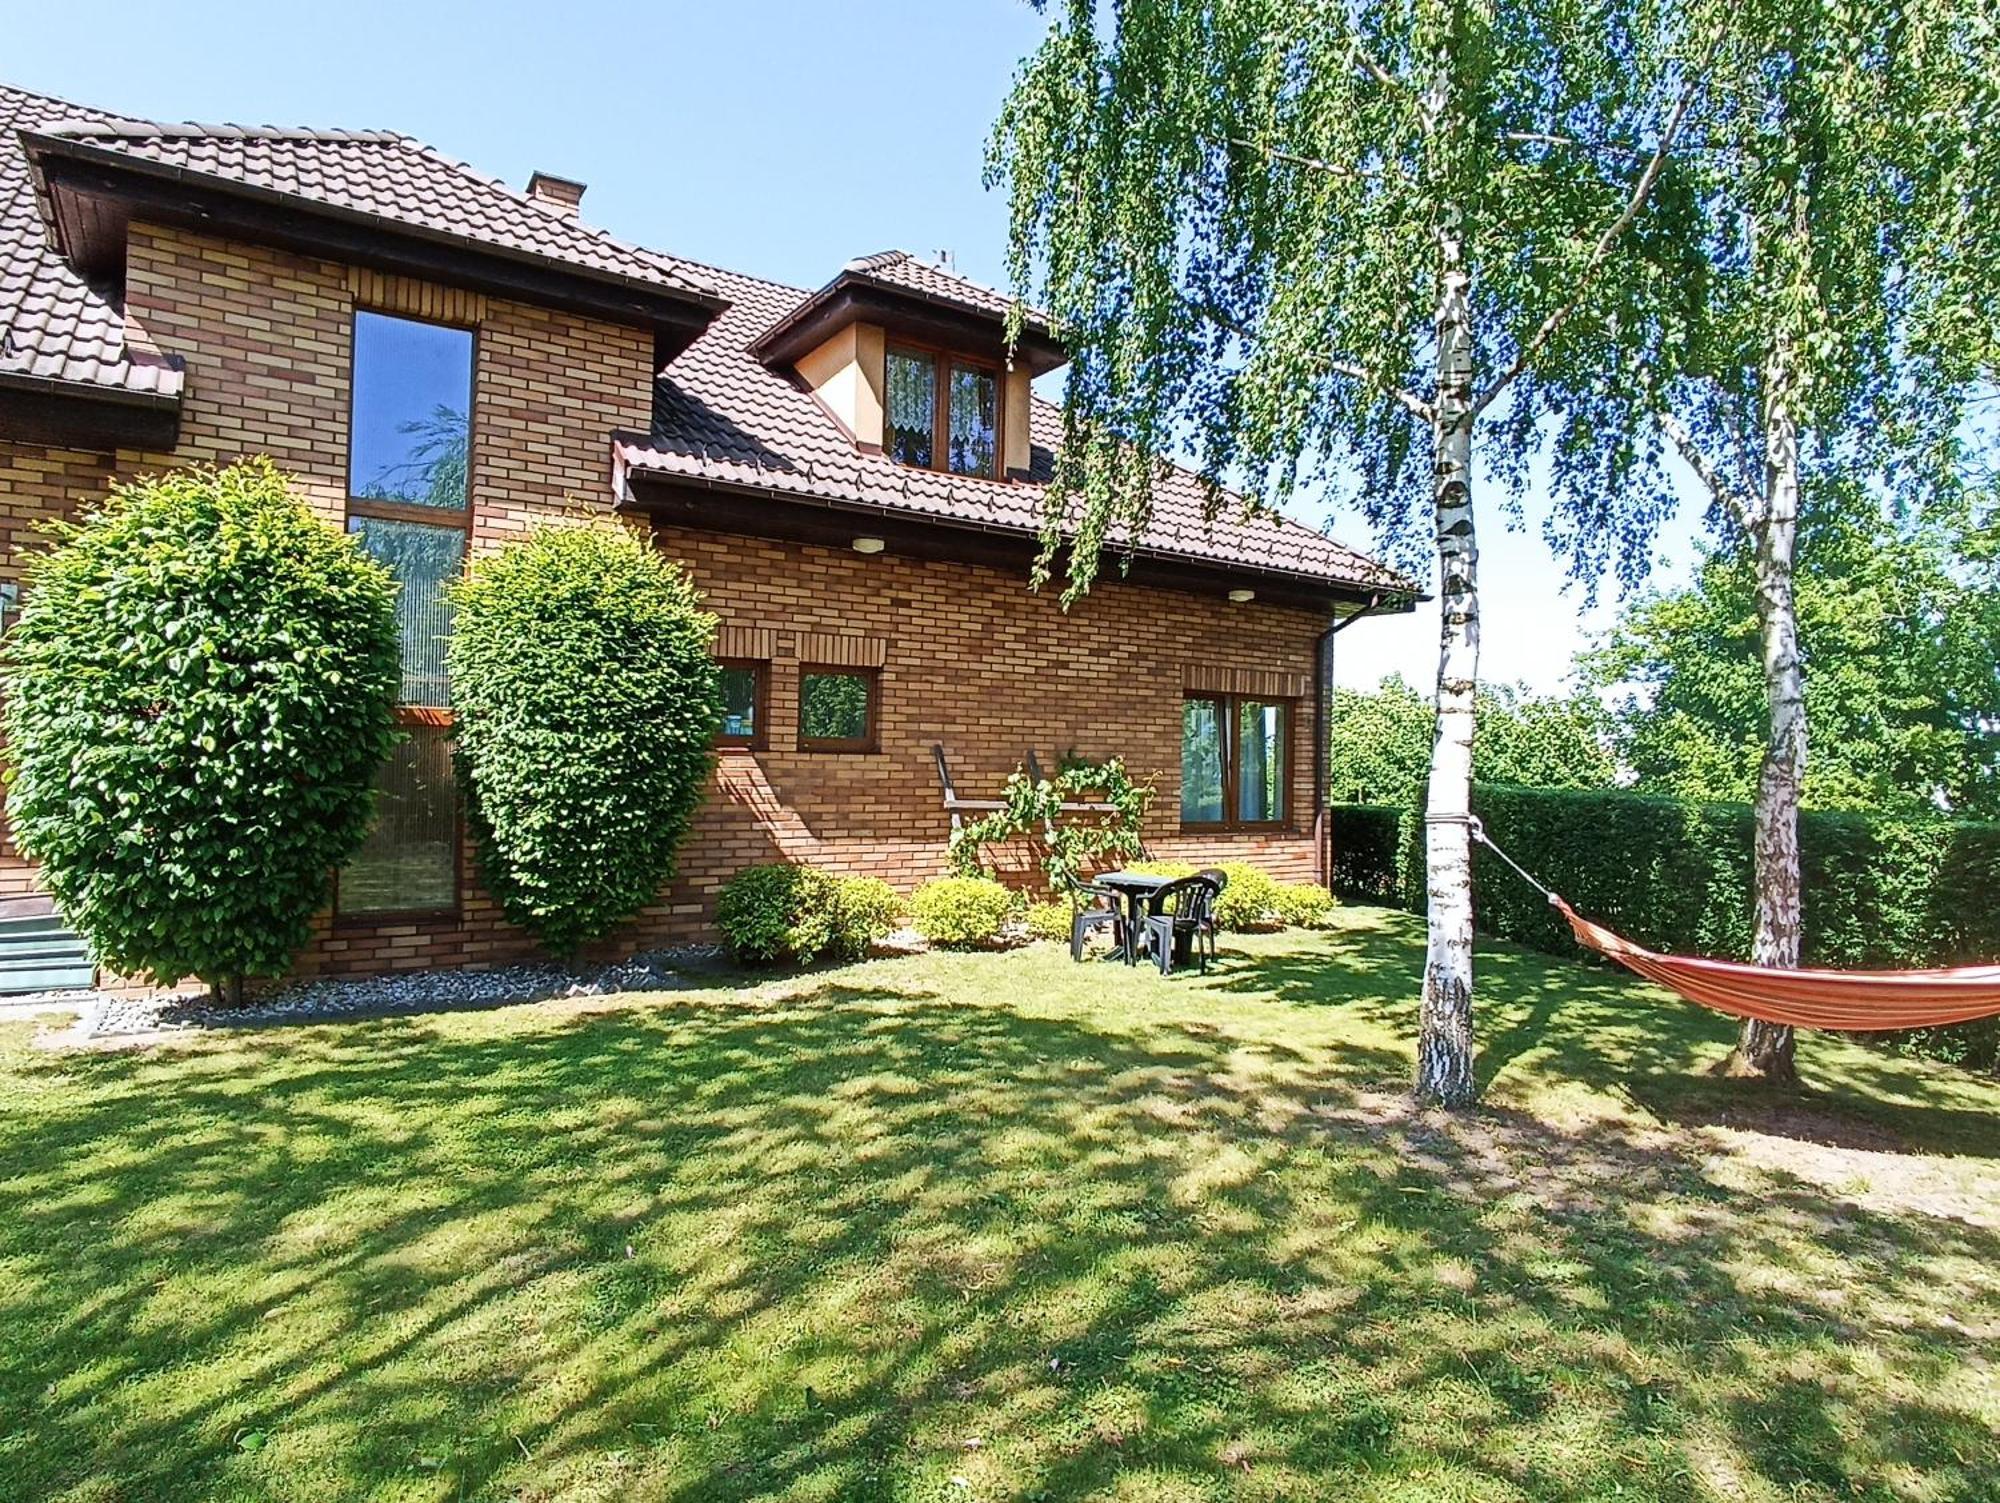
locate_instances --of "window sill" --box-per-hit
[331,906,461,931]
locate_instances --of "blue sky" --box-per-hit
[5,0,1708,693]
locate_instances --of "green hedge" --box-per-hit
[1327,804,1405,904]
[1329,787,2000,1073]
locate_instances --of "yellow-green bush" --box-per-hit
[1022,901,1075,942]
[1272,882,1337,928]
[909,876,1021,950]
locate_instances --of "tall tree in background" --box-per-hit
[1586,488,2000,819]
[1330,676,1616,808]
[1648,1,1996,1080]
[990,0,1700,1103]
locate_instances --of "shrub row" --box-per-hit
[1329,785,2000,1072]
[715,863,1339,963]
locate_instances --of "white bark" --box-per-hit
[1416,216,1481,1108]
[1729,336,1804,1081]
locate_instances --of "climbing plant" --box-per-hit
[947,757,1152,894]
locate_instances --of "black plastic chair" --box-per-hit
[1144,874,1221,976]
[1061,873,1126,962]
[1194,867,1228,965]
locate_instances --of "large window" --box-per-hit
[340,309,475,918]
[799,668,878,752]
[884,346,999,478]
[1181,695,1291,828]
[349,311,473,508]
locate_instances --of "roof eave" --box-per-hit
[0,367,183,450]
[20,131,730,355]
[612,440,1416,613]
[748,273,1067,376]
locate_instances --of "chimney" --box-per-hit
[525,170,586,218]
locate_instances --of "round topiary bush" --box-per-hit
[714,863,901,965]
[447,524,720,953]
[0,459,400,992]
[1022,900,1074,943]
[909,875,1021,950]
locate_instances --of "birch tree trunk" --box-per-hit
[1416,219,1482,1108]
[1723,337,1804,1082]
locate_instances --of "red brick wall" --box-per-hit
[646,527,1325,932]
[0,222,1332,985]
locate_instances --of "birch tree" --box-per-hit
[1644,1,1997,1080]
[990,0,1700,1104]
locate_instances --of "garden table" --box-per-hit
[1091,870,1174,965]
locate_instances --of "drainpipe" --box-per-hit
[1313,594,1384,887]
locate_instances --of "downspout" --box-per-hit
[1313,594,1385,887]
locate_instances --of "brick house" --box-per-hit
[0,81,1414,989]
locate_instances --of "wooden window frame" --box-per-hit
[1179,693,1295,832]
[797,666,881,754]
[336,305,478,923]
[884,340,1003,480]
[715,658,769,750]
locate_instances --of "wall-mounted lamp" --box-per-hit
[1227,588,1256,604]
[851,537,886,555]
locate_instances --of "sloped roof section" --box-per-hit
[622,259,1411,599]
[25,112,719,301]
[0,83,178,395]
[842,249,1040,324]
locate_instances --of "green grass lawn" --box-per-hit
[2,908,1996,1503]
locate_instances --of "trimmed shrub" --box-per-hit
[447,525,719,952]
[909,876,1021,949]
[714,864,900,964]
[1272,882,1337,929]
[1367,784,2000,1074]
[1023,900,1074,943]
[1210,862,1283,932]
[0,460,399,990]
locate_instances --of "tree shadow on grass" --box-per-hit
[0,946,1995,1502]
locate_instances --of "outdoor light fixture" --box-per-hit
[851,536,886,555]
[1228,588,1256,603]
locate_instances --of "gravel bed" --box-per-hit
[42,947,728,1040]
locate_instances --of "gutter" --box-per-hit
[0,367,182,411]
[614,445,1421,606]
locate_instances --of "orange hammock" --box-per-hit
[1453,816,2000,1032]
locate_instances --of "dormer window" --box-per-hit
[884,346,999,478]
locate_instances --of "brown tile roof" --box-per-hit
[842,249,1042,324]
[0,83,180,396]
[622,258,1411,598]
[21,109,720,303]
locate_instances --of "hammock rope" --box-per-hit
[1421,811,2000,1031]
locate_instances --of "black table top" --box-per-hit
[1095,870,1174,892]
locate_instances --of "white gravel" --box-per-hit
[20,947,726,1040]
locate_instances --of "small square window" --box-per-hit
[799,668,878,752]
[717,660,766,747]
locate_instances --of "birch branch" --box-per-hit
[1468,70,1706,420]
[1189,294,1435,423]
[1661,411,1759,532]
